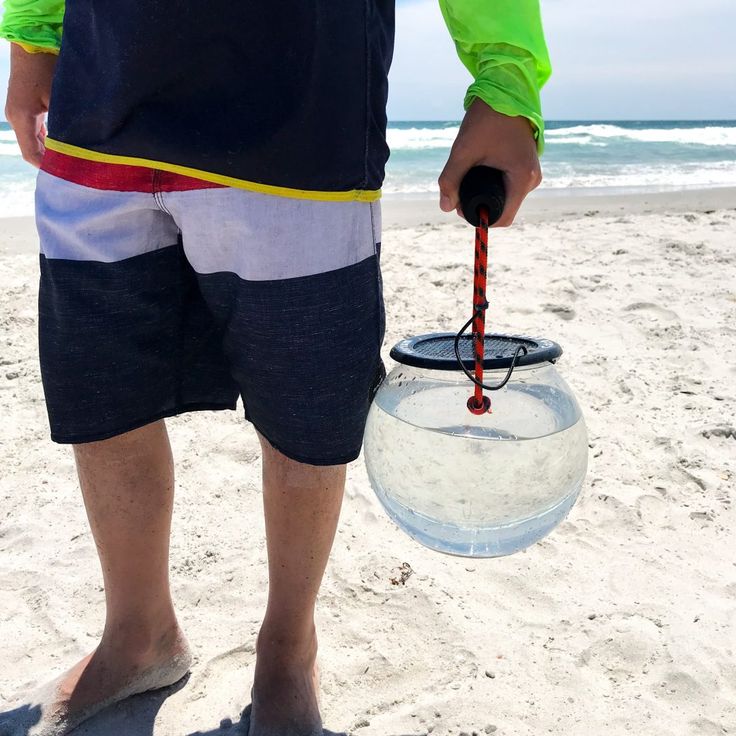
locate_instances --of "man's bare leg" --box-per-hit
[12,421,191,735]
[249,434,346,736]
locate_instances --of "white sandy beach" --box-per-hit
[1,190,735,735]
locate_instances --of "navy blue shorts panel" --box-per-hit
[197,260,386,466]
[38,246,241,445]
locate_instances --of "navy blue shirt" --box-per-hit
[48,0,395,194]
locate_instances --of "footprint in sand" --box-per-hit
[577,613,662,673]
[543,304,576,321]
[700,425,736,440]
[623,302,679,322]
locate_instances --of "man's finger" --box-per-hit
[492,164,542,228]
[9,113,45,168]
[438,147,474,213]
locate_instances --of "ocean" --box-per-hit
[1,120,735,218]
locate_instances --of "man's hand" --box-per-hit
[5,44,57,168]
[439,99,542,227]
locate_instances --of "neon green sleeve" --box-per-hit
[0,0,65,52]
[439,0,552,153]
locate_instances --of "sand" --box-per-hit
[0,189,735,736]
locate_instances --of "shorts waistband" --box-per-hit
[43,140,383,203]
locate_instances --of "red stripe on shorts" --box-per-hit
[41,148,226,193]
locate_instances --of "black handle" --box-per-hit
[458,166,506,227]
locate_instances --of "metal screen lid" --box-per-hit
[389,332,562,371]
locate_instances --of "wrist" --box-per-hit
[11,40,58,64]
[8,39,58,95]
[465,83,544,155]
[464,97,539,151]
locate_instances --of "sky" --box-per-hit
[1,0,735,122]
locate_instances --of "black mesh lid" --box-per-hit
[389,333,563,371]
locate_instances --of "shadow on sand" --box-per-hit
[0,676,189,736]
[0,679,355,736]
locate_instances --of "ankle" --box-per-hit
[100,615,183,661]
[256,622,317,665]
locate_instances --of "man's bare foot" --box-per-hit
[0,623,192,736]
[248,627,322,736]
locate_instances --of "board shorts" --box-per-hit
[35,150,386,466]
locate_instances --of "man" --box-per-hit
[1,1,550,734]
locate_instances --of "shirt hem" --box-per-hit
[44,138,383,203]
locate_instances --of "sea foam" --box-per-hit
[546,124,736,146]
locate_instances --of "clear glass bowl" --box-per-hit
[363,361,588,557]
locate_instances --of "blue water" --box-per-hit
[385,119,736,195]
[1,120,735,217]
